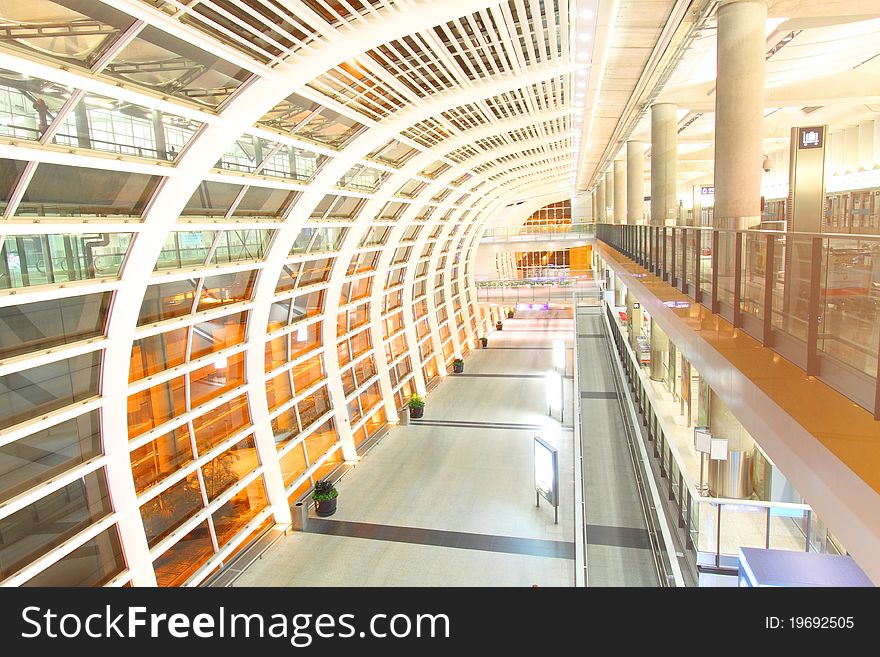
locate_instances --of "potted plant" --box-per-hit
[480,336,488,348]
[507,310,514,319]
[496,320,503,330]
[312,479,338,517]
[408,394,425,419]
[452,357,464,374]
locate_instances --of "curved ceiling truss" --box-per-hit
[0,0,582,586]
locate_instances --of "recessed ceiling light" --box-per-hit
[580,9,594,19]
[578,51,590,59]
[576,69,588,76]
[578,33,592,42]
[576,81,586,88]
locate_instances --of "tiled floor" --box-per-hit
[233,311,576,587]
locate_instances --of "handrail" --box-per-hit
[571,293,588,587]
[600,301,684,587]
[596,222,880,419]
[481,223,596,239]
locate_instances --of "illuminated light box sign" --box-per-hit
[534,436,559,508]
[663,300,690,308]
[701,186,715,195]
[797,126,824,150]
[516,303,549,310]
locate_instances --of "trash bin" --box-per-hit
[292,501,309,531]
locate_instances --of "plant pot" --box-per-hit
[480,337,488,348]
[314,497,337,517]
[409,405,424,419]
[496,321,503,330]
[507,311,514,319]
[453,363,464,373]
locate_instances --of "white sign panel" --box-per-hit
[534,437,559,507]
[694,428,711,454]
[710,438,729,461]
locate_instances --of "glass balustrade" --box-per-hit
[597,223,880,418]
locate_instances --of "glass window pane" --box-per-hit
[189,351,245,408]
[0,468,113,580]
[23,525,124,587]
[55,91,200,160]
[266,371,293,411]
[138,279,199,326]
[292,355,324,392]
[302,419,337,463]
[0,68,72,142]
[260,93,364,147]
[155,232,213,270]
[140,473,205,548]
[191,394,251,455]
[211,476,267,548]
[182,181,243,217]
[0,352,100,430]
[233,187,299,217]
[0,411,101,504]
[265,334,288,371]
[279,443,307,488]
[3,1,134,67]
[152,520,215,587]
[127,375,186,439]
[129,327,188,382]
[197,271,256,311]
[201,435,259,502]
[291,321,321,358]
[190,311,247,361]
[0,293,110,359]
[1,233,130,289]
[297,386,330,429]
[272,407,300,447]
[106,25,250,109]
[17,164,159,217]
[130,426,194,494]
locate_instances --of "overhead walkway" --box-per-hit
[225,312,576,587]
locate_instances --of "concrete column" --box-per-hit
[151,109,168,160]
[74,100,92,150]
[713,0,766,229]
[626,141,644,224]
[605,169,614,223]
[596,175,606,223]
[650,103,678,226]
[591,190,598,223]
[859,120,874,171]
[573,192,592,222]
[845,125,859,173]
[830,130,845,176]
[613,159,627,224]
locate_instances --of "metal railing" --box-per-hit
[480,223,596,242]
[603,298,821,571]
[597,223,880,419]
[475,276,598,304]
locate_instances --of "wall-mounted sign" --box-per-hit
[633,302,640,309]
[700,186,715,195]
[534,436,559,507]
[797,126,824,150]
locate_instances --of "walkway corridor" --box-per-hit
[232,311,576,586]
